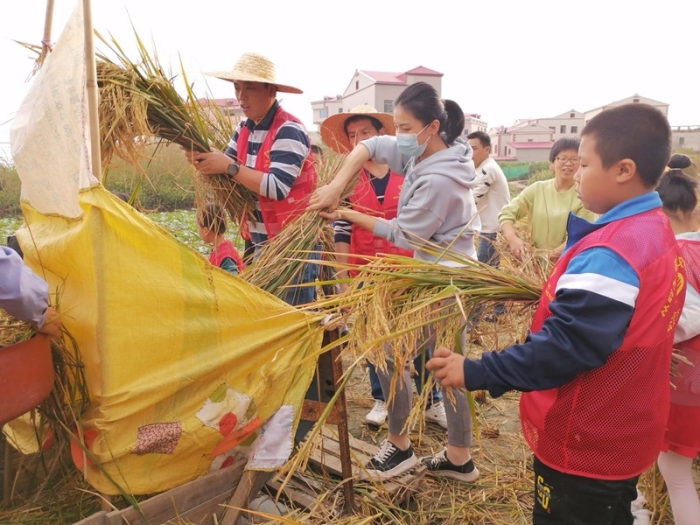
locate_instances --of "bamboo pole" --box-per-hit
[40,0,54,60]
[82,0,102,181]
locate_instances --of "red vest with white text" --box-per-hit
[669,238,700,407]
[349,170,413,269]
[520,208,685,480]
[237,107,317,238]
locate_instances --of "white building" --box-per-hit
[311,66,443,130]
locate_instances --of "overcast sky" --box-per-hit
[1,0,699,160]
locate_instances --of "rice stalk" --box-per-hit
[240,152,350,297]
[94,27,258,223]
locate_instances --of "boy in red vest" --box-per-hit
[428,103,686,525]
[320,105,448,429]
[196,202,245,274]
[185,52,317,306]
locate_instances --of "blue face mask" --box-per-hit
[396,124,431,157]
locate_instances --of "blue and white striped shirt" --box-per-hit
[225,101,311,242]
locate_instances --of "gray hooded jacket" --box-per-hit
[362,135,481,265]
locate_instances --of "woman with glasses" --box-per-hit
[498,137,596,262]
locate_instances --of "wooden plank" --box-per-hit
[307,430,426,495]
[307,427,376,478]
[219,470,269,525]
[328,344,354,514]
[103,459,246,525]
[265,478,318,511]
[166,488,236,525]
[71,511,107,525]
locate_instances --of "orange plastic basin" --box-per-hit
[0,334,54,426]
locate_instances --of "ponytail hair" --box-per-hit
[657,168,698,213]
[442,99,466,144]
[395,81,465,145]
[668,153,693,171]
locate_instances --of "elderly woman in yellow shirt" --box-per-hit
[498,138,596,261]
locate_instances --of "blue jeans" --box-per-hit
[251,232,320,307]
[368,351,442,407]
[477,231,499,266]
[477,232,505,316]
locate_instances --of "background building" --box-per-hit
[489,94,689,162]
[311,66,443,129]
[463,113,488,136]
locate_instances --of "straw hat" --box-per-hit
[320,104,395,154]
[207,52,303,94]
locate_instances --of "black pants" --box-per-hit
[533,456,639,525]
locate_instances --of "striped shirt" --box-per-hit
[334,172,390,244]
[224,101,311,242]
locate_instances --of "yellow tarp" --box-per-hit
[16,185,321,495]
[8,2,322,495]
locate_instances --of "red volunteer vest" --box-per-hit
[520,208,685,480]
[348,170,413,270]
[237,106,317,238]
[670,238,700,407]
[209,241,245,273]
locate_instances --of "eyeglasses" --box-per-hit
[555,156,580,165]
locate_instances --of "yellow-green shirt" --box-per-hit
[497,179,596,250]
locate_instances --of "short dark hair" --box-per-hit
[343,115,384,137]
[198,202,228,235]
[311,144,323,156]
[466,131,491,148]
[395,82,465,144]
[657,169,698,214]
[549,137,580,163]
[581,104,671,187]
[111,191,129,202]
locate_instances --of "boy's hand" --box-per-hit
[427,347,466,388]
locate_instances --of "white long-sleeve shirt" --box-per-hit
[0,246,48,327]
[472,157,510,233]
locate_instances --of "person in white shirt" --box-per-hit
[466,131,510,267]
[467,131,510,319]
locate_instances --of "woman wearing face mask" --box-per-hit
[309,81,480,482]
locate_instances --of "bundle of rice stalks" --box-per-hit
[94,29,258,223]
[0,310,34,347]
[310,247,544,406]
[240,151,350,297]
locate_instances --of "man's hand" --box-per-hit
[38,306,62,338]
[184,148,233,176]
[309,184,343,212]
[427,346,466,388]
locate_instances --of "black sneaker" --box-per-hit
[422,449,480,482]
[360,439,418,480]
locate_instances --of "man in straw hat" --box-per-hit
[321,105,448,429]
[185,52,318,306]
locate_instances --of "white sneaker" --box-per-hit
[424,400,448,429]
[365,400,388,426]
